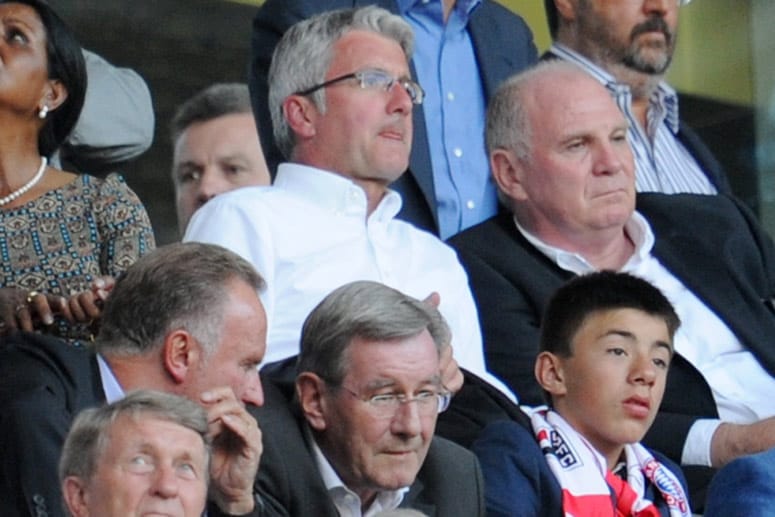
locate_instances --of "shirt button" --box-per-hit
[447,92,455,101]
[453,148,463,158]
[466,200,475,209]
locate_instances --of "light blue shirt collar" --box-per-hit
[97,353,125,403]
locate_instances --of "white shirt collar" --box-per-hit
[308,429,408,516]
[275,163,403,223]
[513,211,655,275]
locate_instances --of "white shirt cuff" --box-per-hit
[681,418,723,466]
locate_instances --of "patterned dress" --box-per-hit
[0,173,155,344]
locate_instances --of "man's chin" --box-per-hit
[623,50,672,75]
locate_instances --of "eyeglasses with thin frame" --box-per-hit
[334,384,451,418]
[294,68,425,105]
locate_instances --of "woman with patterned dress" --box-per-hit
[0,0,154,344]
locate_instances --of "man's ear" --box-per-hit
[62,476,90,517]
[296,372,329,431]
[38,79,68,115]
[554,0,577,24]
[283,94,319,141]
[162,330,201,385]
[490,148,529,202]
[535,351,568,397]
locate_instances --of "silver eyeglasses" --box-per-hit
[336,385,451,418]
[295,68,425,105]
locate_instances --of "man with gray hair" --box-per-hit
[256,281,484,516]
[60,390,211,517]
[185,6,512,399]
[171,83,270,234]
[449,60,775,506]
[0,242,266,516]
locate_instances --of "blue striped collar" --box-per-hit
[549,43,680,134]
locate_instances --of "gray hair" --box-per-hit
[170,82,253,145]
[297,281,450,385]
[94,242,265,357]
[268,6,414,160]
[59,390,209,486]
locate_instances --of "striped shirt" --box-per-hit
[550,43,717,195]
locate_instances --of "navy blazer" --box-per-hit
[448,193,775,500]
[473,419,689,517]
[249,0,538,235]
[253,372,486,516]
[0,333,260,517]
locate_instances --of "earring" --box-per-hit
[38,105,49,119]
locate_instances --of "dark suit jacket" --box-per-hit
[0,333,260,517]
[473,419,689,517]
[249,0,538,234]
[253,373,486,516]
[0,333,104,517]
[449,193,775,502]
[542,49,731,195]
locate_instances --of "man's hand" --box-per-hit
[421,291,464,394]
[711,417,775,467]
[439,343,464,394]
[200,387,262,515]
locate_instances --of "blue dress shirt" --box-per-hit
[398,0,496,239]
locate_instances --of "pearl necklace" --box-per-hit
[0,157,48,207]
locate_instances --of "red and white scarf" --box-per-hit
[529,409,691,517]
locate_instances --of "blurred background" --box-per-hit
[57,0,772,244]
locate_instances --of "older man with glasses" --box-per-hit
[543,0,729,196]
[184,6,514,402]
[254,281,484,516]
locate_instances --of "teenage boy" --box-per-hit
[473,271,691,516]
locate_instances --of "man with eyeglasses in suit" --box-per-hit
[185,6,515,402]
[254,281,484,516]
[544,0,730,195]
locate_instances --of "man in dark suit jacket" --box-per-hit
[252,281,485,516]
[542,0,730,195]
[448,60,775,507]
[0,243,266,517]
[249,0,538,235]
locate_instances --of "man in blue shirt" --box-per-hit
[249,0,537,237]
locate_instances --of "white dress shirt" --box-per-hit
[185,163,513,400]
[517,213,775,466]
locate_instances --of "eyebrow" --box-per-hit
[364,375,442,391]
[601,329,674,354]
[3,15,36,32]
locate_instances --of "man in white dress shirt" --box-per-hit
[184,6,511,399]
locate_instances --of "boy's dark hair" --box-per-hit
[540,271,680,358]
